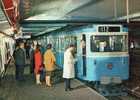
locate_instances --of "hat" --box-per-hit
[69,44,75,48]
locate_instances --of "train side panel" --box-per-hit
[82,56,129,81]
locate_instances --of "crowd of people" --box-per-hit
[13,40,76,91]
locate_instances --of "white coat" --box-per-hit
[63,48,75,79]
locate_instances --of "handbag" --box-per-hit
[39,64,45,72]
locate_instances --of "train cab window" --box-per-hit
[90,35,128,52]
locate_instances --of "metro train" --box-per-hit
[35,24,129,95]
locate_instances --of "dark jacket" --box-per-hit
[14,48,26,66]
[29,48,34,62]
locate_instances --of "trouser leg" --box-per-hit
[15,65,19,80]
[30,60,34,74]
[15,65,24,81]
[65,79,68,90]
[18,67,24,81]
[30,64,32,73]
[68,79,71,89]
[21,67,24,80]
[65,79,71,90]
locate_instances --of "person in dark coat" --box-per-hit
[14,42,26,81]
[29,43,35,74]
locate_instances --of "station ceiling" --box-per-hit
[20,0,140,21]
[20,0,140,37]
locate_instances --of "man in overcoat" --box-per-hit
[63,44,76,91]
[14,41,26,81]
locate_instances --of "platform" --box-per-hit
[0,65,107,100]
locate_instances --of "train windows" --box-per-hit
[70,36,77,46]
[60,35,77,52]
[65,36,70,49]
[70,36,77,57]
[60,36,65,51]
[90,35,128,52]
[59,37,63,51]
[52,37,56,52]
[55,38,59,52]
[41,36,47,48]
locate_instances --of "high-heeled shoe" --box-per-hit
[36,82,42,85]
[47,84,52,87]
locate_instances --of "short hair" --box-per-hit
[69,44,75,48]
[36,45,40,49]
[19,41,24,46]
[47,44,52,49]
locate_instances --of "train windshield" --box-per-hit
[90,35,128,52]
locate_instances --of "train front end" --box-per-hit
[77,25,129,83]
[83,25,129,96]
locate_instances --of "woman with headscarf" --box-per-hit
[44,44,56,87]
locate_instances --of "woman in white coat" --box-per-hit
[63,45,75,91]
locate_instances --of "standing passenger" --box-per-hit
[63,44,75,91]
[34,45,42,85]
[29,43,35,74]
[44,44,56,87]
[14,41,26,81]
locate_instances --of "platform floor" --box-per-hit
[0,65,107,100]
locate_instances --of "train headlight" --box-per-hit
[112,77,122,84]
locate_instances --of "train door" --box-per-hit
[77,34,87,76]
[69,36,78,75]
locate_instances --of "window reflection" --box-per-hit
[90,35,128,52]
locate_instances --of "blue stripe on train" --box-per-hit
[55,52,64,68]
